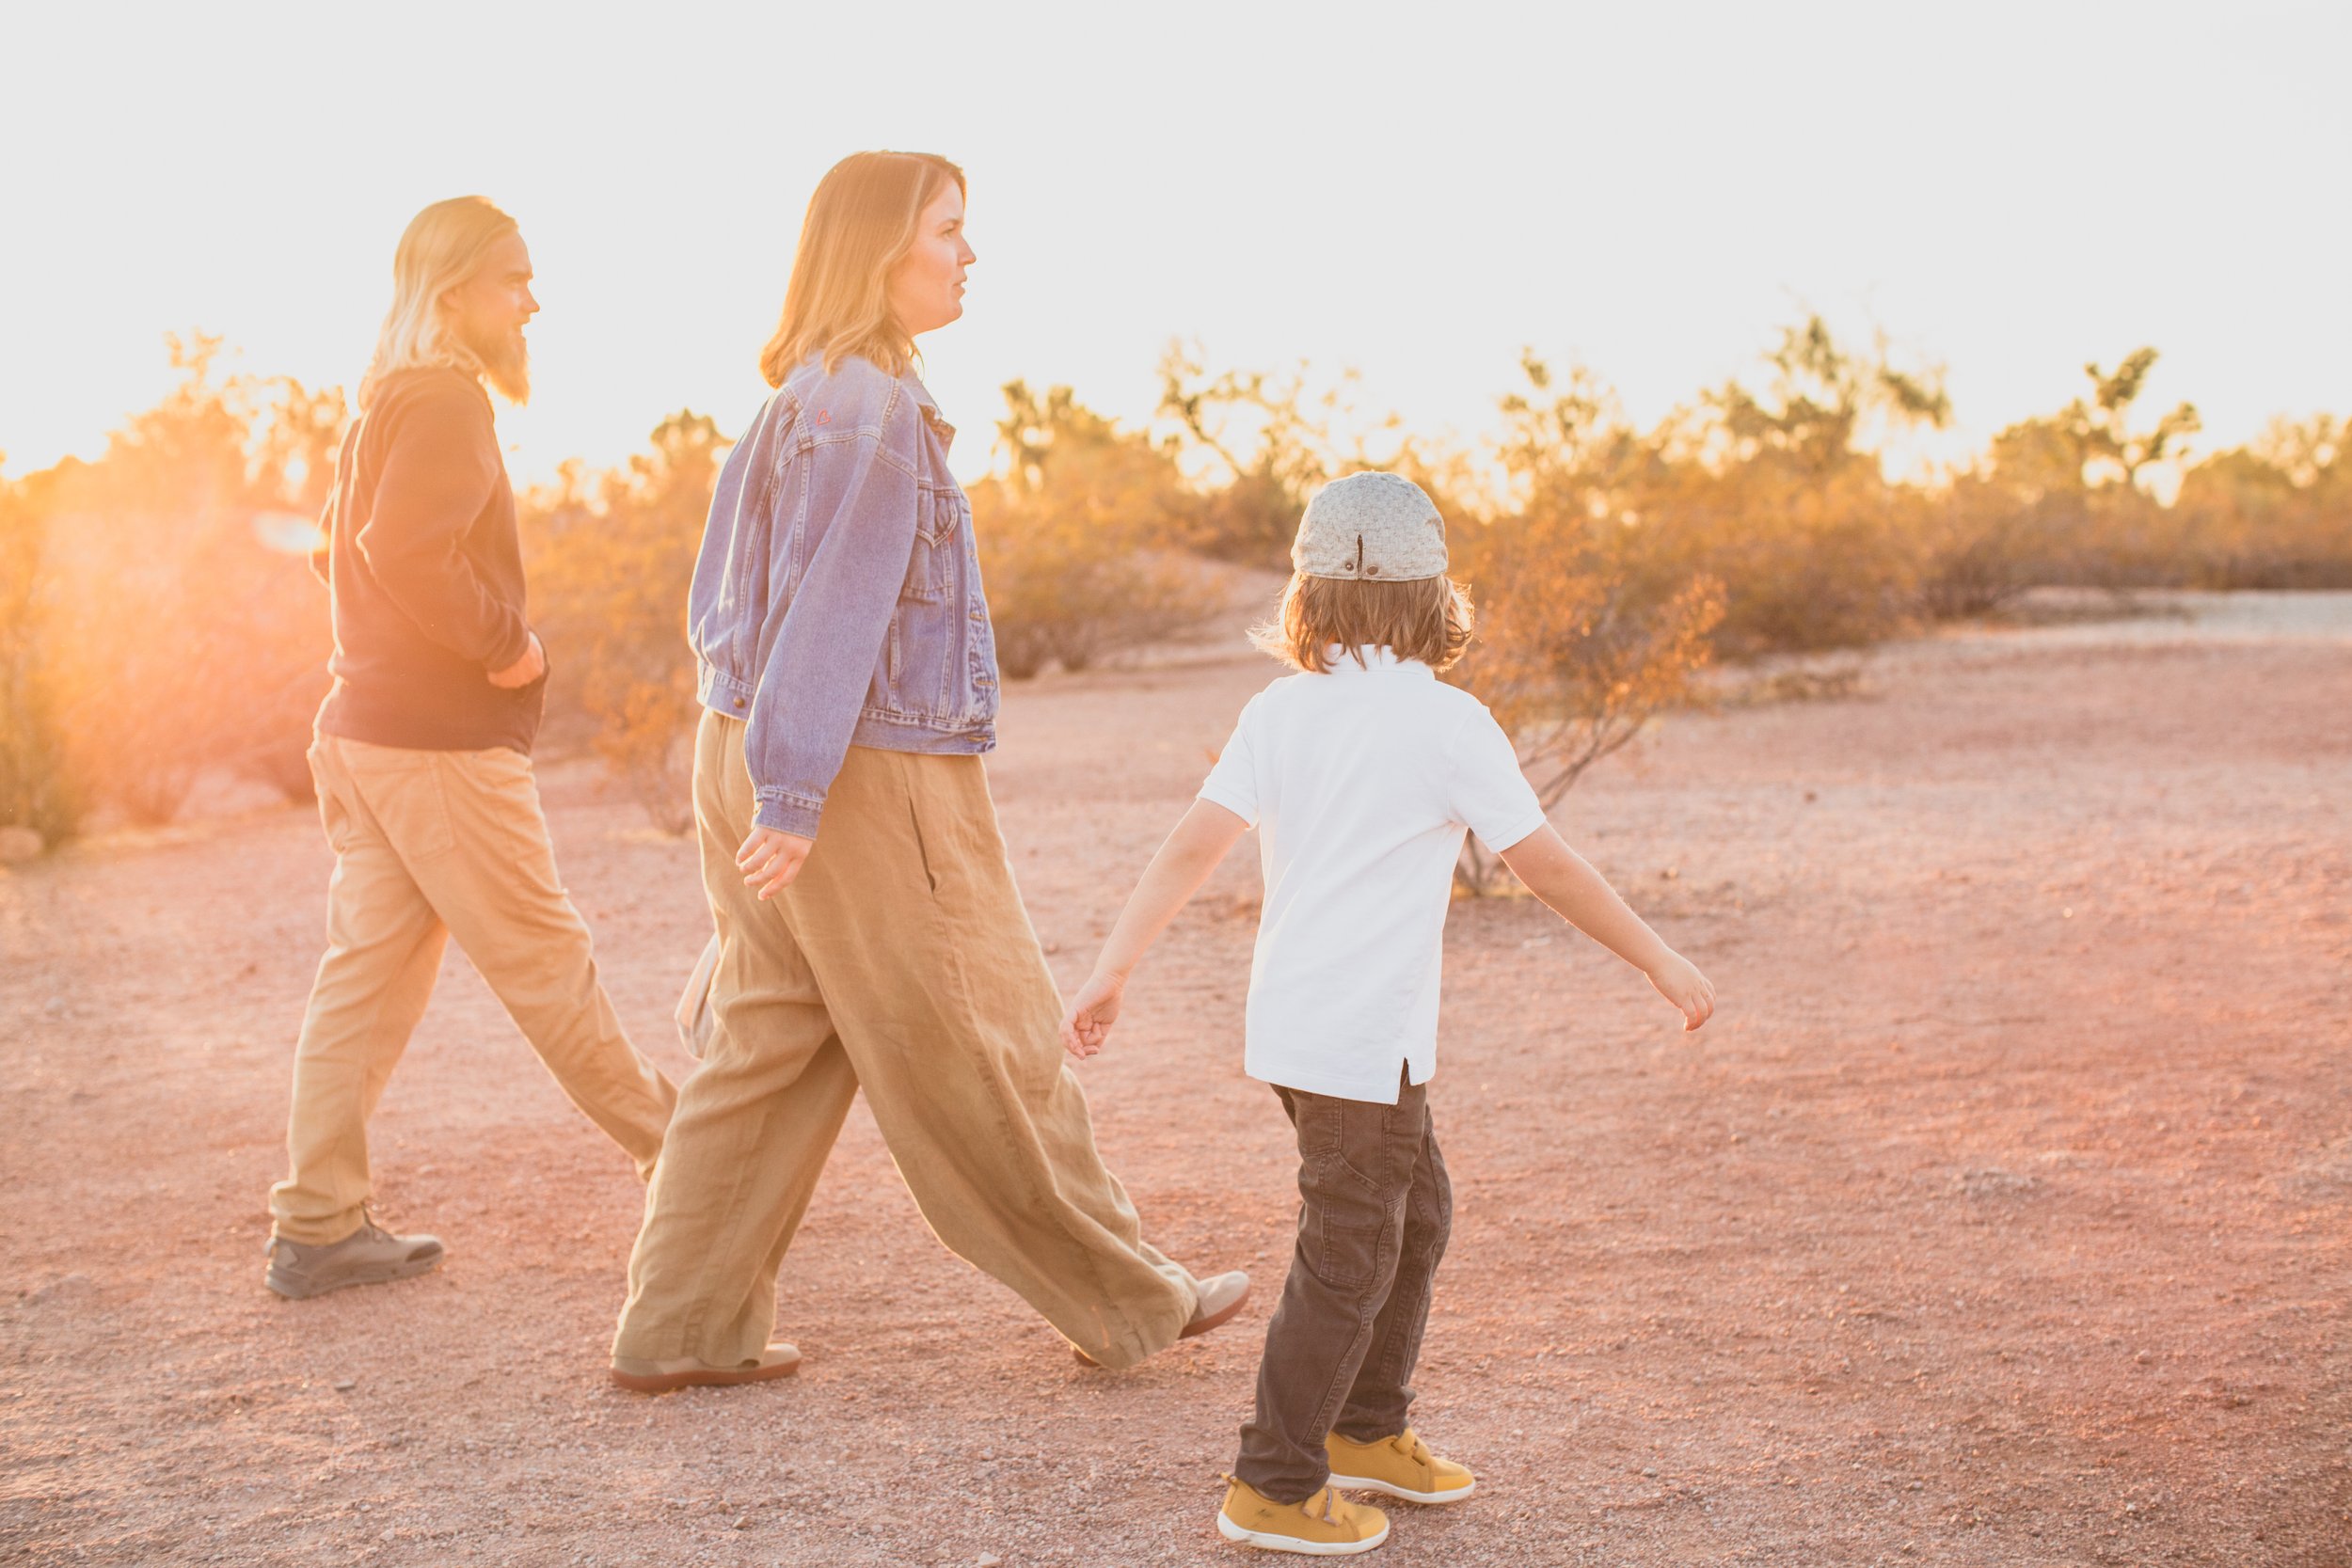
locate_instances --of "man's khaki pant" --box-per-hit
[269,735,677,1244]
[612,711,1198,1371]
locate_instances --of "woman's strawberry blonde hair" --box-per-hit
[1248,572,1476,674]
[759,150,964,386]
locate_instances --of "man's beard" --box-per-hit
[459,322,531,404]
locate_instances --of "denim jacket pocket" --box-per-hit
[902,483,963,603]
[881,582,954,716]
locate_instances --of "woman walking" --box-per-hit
[610,151,1247,1388]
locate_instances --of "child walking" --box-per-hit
[1059,472,1716,1555]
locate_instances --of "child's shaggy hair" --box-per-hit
[1249,572,1476,674]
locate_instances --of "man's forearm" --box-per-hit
[359,530,531,668]
[360,399,523,667]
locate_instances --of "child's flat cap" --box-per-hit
[1295,471,1449,582]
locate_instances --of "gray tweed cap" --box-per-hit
[1293,471,1449,581]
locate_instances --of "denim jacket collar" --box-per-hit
[903,373,955,452]
[797,351,956,453]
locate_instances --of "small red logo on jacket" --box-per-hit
[812,409,832,426]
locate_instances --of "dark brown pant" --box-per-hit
[1234,1072,1453,1503]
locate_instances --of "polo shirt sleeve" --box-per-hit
[1448,704,1548,853]
[1196,696,1262,829]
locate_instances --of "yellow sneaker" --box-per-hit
[1324,1429,1476,1504]
[1217,1475,1390,1554]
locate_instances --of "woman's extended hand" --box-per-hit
[1059,970,1127,1059]
[737,827,814,901]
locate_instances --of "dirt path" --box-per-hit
[4,598,2348,1566]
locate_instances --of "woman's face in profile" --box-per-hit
[888,182,975,339]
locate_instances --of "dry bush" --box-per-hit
[7,326,2342,852]
[1154,347,1339,569]
[1651,319,1947,653]
[19,339,334,832]
[1153,343,1454,566]
[521,411,727,834]
[1911,471,2060,620]
[969,382,1224,679]
[1451,562,1724,895]
[0,467,80,842]
[2173,416,2351,588]
[1624,451,1921,654]
[1448,358,1726,891]
[1934,349,2209,598]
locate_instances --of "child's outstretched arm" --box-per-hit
[1498,824,1717,1031]
[1060,799,1250,1059]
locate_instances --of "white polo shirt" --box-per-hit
[1197,648,1548,1103]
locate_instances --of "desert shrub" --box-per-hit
[2173,417,2352,588]
[0,467,80,842]
[23,339,335,830]
[1153,344,1435,570]
[1155,348,1325,569]
[521,411,727,833]
[1959,349,2203,594]
[1657,319,1947,653]
[7,325,2343,850]
[1911,470,2064,620]
[1448,357,1726,893]
[1451,558,1724,895]
[970,382,1224,679]
[1620,451,1920,654]
[1448,328,1943,659]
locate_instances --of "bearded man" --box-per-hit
[264,197,676,1299]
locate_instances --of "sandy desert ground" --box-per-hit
[3,592,2348,1567]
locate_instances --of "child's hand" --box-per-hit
[1646,951,1715,1032]
[1059,971,1127,1059]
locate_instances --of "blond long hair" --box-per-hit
[358,196,518,409]
[758,151,964,387]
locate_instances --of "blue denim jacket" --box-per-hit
[689,354,998,836]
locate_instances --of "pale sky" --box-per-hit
[3,1,2344,488]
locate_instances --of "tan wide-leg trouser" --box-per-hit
[612,711,1198,1371]
[268,736,677,1244]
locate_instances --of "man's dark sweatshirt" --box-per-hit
[314,367,545,753]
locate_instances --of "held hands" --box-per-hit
[737,827,814,900]
[1059,970,1127,1059]
[1646,950,1716,1032]
[486,632,547,689]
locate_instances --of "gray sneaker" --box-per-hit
[265,1218,445,1299]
